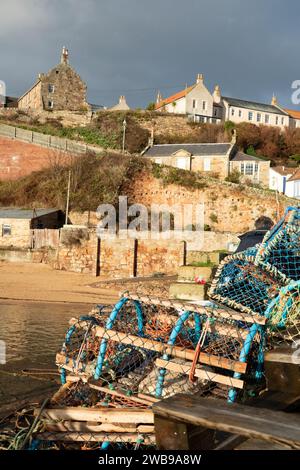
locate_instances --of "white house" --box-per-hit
[269,166,294,193]
[155,75,290,129]
[285,169,300,199]
[269,166,300,198]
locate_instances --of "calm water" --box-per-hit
[0,301,91,369]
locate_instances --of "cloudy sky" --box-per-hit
[1,0,299,109]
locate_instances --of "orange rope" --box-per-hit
[189,319,209,383]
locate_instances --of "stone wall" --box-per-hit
[125,171,296,234]
[54,227,184,278]
[0,218,30,248]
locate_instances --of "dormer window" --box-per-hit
[48,84,55,93]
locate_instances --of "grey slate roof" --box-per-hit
[144,143,232,157]
[222,97,288,116]
[230,151,266,162]
[0,208,59,219]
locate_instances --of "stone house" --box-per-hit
[0,208,64,248]
[155,75,289,129]
[143,140,270,186]
[18,47,88,112]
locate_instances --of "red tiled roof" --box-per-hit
[285,109,300,120]
[155,85,195,109]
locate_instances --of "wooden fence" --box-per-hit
[31,229,60,249]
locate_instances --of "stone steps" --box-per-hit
[169,282,206,301]
[169,251,228,302]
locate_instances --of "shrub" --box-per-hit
[225,169,241,184]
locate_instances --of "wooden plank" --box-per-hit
[69,314,251,340]
[88,383,153,406]
[137,393,159,403]
[37,407,154,424]
[153,395,300,449]
[155,359,244,389]
[95,326,247,374]
[38,432,155,444]
[235,438,292,450]
[44,421,154,433]
[265,346,300,365]
[124,294,266,325]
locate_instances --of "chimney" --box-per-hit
[156,90,162,104]
[271,94,278,106]
[213,84,221,104]
[61,46,69,65]
[196,73,204,84]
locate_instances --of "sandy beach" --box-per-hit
[0,261,120,305]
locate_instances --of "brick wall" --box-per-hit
[0,136,73,180]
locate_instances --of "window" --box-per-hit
[231,108,235,116]
[214,109,217,116]
[241,163,255,176]
[48,100,54,109]
[202,101,207,111]
[248,111,253,121]
[254,163,259,173]
[245,163,254,175]
[48,84,55,93]
[276,116,279,125]
[257,113,261,122]
[192,99,197,109]
[239,110,242,118]
[203,158,211,171]
[265,114,270,124]
[281,117,285,125]
[2,224,11,236]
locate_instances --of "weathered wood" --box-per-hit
[265,346,300,364]
[50,381,73,404]
[153,394,300,449]
[44,421,154,434]
[38,432,155,444]
[37,407,154,424]
[137,393,159,403]
[235,438,292,450]
[95,326,247,374]
[56,353,91,377]
[69,314,251,340]
[155,359,244,389]
[124,294,266,325]
[88,383,153,406]
[154,415,215,450]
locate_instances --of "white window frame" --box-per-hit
[231,108,235,116]
[2,224,11,236]
[276,116,279,125]
[238,109,242,118]
[202,101,207,111]
[48,84,55,93]
[257,113,261,123]
[48,100,54,109]
[192,99,197,109]
[265,114,270,124]
[248,111,253,121]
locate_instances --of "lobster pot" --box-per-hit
[255,207,300,282]
[265,281,300,345]
[209,250,285,316]
[56,295,267,408]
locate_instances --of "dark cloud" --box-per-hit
[1,0,299,108]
